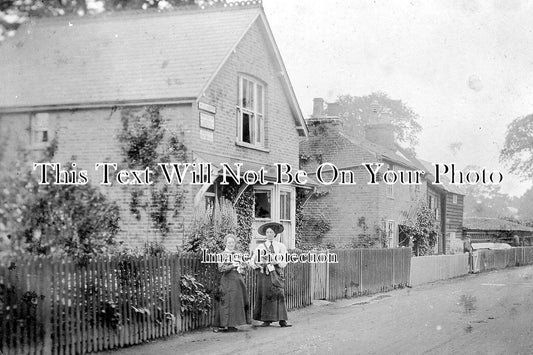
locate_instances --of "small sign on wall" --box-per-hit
[199,112,215,130]
[198,101,216,114]
[200,128,213,142]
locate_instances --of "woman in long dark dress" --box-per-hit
[249,222,292,327]
[214,234,250,332]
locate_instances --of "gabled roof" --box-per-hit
[417,159,466,195]
[464,217,533,233]
[300,118,425,172]
[337,130,423,171]
[345,133,423,171]
[0,4,308,135]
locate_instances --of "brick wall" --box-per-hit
[300,119,431,248]
[0,105,196,249]
[195,19,301,168]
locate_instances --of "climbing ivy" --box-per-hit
[402,202,439,256]
[295,191,305,248]
[117,105,187,238]
[221,182,254,251]
[350,217,388,248]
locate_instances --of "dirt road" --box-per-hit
[105,265,533,354]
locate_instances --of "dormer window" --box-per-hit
[237,75,265,148]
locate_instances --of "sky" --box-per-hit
[260,0,533,197]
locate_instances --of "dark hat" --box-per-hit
[258,222,284,236]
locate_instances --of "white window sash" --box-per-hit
[237,76,264,147]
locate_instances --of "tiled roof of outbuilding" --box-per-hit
[464,217,533,232]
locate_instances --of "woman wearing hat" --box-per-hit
[249,222,292,327]
[214,234,251,332]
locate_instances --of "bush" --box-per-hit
[185,197,238,252]
[402,202,438,256]
[179,274,211,319]
[0,158,120,262]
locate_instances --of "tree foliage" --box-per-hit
[500,114,533,181]
[401,202,438,256]
[334,92,422,151]
[461,165,516,218]
[0,154,120,261]
[185,198,239,253]
[517,187,533,225]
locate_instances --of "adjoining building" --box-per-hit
[299,98,465,253]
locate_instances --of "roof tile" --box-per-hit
[0,7,261,108]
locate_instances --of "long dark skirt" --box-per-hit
[253,268,288,322]
[217,270,249,327]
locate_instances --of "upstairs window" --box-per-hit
[452,194,458,204]
[237,76,265,147]
[31,113,50,147]
[386,164,394,198]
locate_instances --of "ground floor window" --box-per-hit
[254,189,271,219]
[398,225,410,247]
[252,185,295,249]
[387,220,395,248]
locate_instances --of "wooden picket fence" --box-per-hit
[474,247,533,273]
[410,254,470,286]
[315,248,412,301]
[1,248,414,354]
[0,252,313,354]
[1,255,182,355]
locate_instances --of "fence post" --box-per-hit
[325,249,330,301]
[359,249,363,294]
[41,257,53,355]
[171,255,181,333]
[308,263,316,304]
[392,249,395,287]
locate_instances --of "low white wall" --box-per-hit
[410,254,470,286]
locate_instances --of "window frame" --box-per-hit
[386,164,394,199]
[30,112,51,149]
[236,75,265,148]
[387,220,395,248]
[253,186,272,221]
[204,192,216,212]
[279,189,292,222]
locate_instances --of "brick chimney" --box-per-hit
[364,101,395,151]
[313,98,325,117]
[308,98,342,137]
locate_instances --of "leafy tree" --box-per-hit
[401,202,438,256]
[500,114,533,181]
[333,92,422,152]
[0,144,120,261]
[517,187,533,225]
[461,164,517,218]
